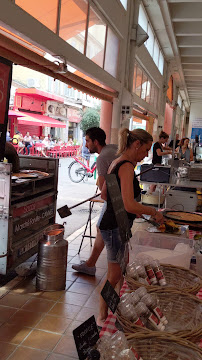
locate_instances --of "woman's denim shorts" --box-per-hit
[100,227,128,264]
[96,201,107,227]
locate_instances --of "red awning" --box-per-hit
[8,110,25,117]
[15,88,64,103]
[17,112,66,128]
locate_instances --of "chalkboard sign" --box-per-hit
[73,315,99,360]
[101,280,120,313]
[105,174,132,244]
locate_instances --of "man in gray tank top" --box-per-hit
[72,127,117,275]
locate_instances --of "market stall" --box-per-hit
[0,155,58,275]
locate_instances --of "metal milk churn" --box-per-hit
[36,224,68,291]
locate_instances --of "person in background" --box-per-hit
[150,131,172,193]
[193,135,199,157]
[169,133,180,149]
[97,128,163,327]
[68,138,73,146]
[152,131,172,165]
[23,132,32,155]
[177,137,193,162]
[4,142,20,173]
[12,131,20,145]
[58,138,63,146]
[6,131,10,142]
[81,135,90,166]
[72,127,118,276]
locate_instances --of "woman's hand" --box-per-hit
[152,210,164,223]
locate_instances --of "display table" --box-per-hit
[100,228,202,348]
[100,283,202,343]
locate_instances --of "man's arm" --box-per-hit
[97,175,105,190]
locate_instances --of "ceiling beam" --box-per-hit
[181,56,202,63]
[168,0,202,3]
[178,36,202,47]
[180,48,202,56]
[174,22,202,36]
[170,3,202,21]
[157,0,190,107]
[183,63,202,69]
[184,70,202,75]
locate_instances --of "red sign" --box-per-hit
[13,195,54,218]
[67,108,81,123]
[0,57,12,160]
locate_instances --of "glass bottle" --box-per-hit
[135,302,165,331]
[134,286,147,299]
[143,260,158,285]
[136,265,151,285]
[119,303,144,327]
[126,263,139,280]
[151,260,167,286]
[141,293,168,325]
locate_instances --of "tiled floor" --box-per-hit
[0,217,108,360]
[0,218,148,360]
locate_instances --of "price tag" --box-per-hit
[73,315,99,360]
[101,280,120,313]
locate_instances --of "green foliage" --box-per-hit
[80,108,100,134]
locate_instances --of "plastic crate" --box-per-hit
[131,231,193,268]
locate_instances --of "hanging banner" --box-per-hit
[0,57,12,161]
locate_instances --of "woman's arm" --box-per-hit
[118,163,159,218]
[156,148,172,156]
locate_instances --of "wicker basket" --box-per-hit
[126,333,202,360]
[116,288,202,344]
[125,263,202,294]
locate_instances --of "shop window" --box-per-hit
[159,51,164,75]
[119,0,127,10]
[146,80,151,103]
[150,83,155,107]
[59,0,88,54]
[54,79,60,94]
[16,0,58,33]
[133,64,137,92]
[141,73,148,101]
[178,94,182,108]
[153,39,160,67]
[104,28,119,77]
[146,24,154,58]
[135,67,143,97]
[138,4,148,33]
[86,6,106,67]
[153,85,159,109]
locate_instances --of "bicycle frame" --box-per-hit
[73,156,96,173]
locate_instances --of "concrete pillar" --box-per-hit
[100,100,113,144]
[111,98,121,144]
[171,86,179,140]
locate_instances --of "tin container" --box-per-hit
[36,224,68,291]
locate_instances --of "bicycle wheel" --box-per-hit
[68,161,86,183]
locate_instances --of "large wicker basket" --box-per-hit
[126,333,202,360]
[125,263,202,294]
[116,288,202,344]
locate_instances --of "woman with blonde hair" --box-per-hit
[97,128,163,327]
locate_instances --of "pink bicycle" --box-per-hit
[68,156,96,183]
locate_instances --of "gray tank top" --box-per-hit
[179,147,190,162]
